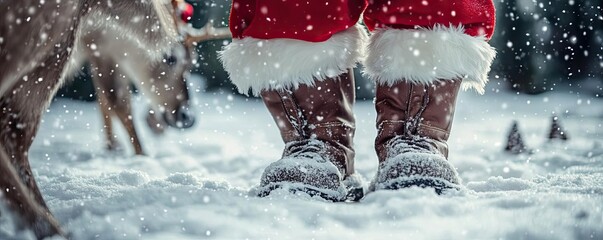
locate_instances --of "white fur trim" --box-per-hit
[364,25,496,94]
[219,25,368,95]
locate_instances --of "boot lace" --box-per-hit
[386,86,438,157]
[386,135,435,157]
[284,139,327,163]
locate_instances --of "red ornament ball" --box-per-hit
[179,3,194,23]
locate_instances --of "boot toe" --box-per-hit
[374,152,461,193]
[258,156,347,201]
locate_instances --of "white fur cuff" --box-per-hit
[219,25,368,95]
[364,25,496,94]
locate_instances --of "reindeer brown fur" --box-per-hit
[74,21,231,155]
[74,30,196,155]
[0,0,181,238]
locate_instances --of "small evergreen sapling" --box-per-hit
[505,121,529,154]
[548,115,569,141]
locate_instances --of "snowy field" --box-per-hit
[1,79,602,239]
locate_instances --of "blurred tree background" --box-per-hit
[57,0,603,101]
[490,0,602,95]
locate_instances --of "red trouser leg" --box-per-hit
[362,0,497,94]
[222,0,368,95]
[228,0,495,41]
[364,0,496,39]
[229,0,367,42]
[223,0,496,94]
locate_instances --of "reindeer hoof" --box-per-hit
[134,149,147,156]
[32,214,67,240]
[106,140,124,153]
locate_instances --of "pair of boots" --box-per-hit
[220,25,496,201]
[257,70,462,201]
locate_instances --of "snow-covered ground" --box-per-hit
[1,80,602,239]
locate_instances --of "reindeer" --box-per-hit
[0,0,192,238]
[90,41,196,155]
[75,21,231,155]
[75,31,178,154]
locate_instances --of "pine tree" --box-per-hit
[548,115,569,141]
[505,121,528,154]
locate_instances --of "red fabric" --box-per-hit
[228,0,495,42]
[229,0,366,42]
[364,0,496,39]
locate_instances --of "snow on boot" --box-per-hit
[548,115,569,141]
[258,139,349,201]
[370,80,462,194]
[505,121,529,154]
[257,71,363,201]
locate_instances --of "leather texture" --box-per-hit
[375,79,462,162]
[260,69,356,176]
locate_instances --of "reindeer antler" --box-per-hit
[170,0,231,45]
[170,0,185,30]
[183,22,232,46]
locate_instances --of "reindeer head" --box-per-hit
[144,42,197,130]
[143,3,231,132]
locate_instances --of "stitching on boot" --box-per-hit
[417,124,450,139]
[312,122,354,129]
[376,120,406,139]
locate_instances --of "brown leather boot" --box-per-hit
[371,79,462,194]
[258,69,363,201]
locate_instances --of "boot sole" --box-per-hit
[257,182,364,202]
[380,177,459,195]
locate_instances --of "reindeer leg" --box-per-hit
[90,58,120,152]
[112,81,145,155]
[0,112,51,220]
[0,148,64,238]
[99,94,119,151]
[0,44,70,239]
[90,58,145,155]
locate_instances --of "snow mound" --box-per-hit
[466,176,534,192]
